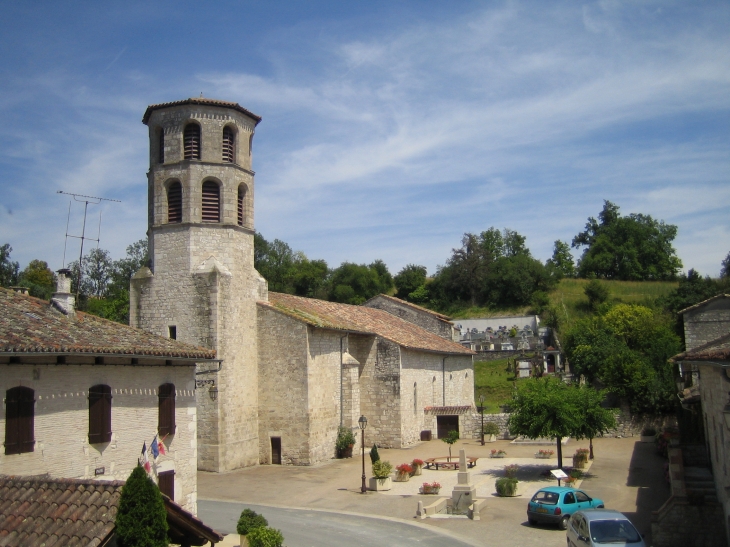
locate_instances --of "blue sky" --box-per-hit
[1,0,728,278]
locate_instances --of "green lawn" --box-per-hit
[474,358,520,413]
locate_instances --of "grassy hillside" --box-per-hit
[474,358,518,414]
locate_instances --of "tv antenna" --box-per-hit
[57,191,121,300]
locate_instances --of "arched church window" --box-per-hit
[222,126,236,163]
[183,123,201,160]
[237,184,247,226]
[167,182,182,223]
[202,181,220,222]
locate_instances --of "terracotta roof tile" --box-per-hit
[142,97,262,125]
[671,332,730,362]
[0,288,215,360]
[260,293,473,356]
[0,476,123,547]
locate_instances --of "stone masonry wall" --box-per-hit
[257,306,311,465]
[359,338,402,448]
[363,296,455,341]
[683,301,730,351]
[0,363,198,513]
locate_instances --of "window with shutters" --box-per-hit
[201,181,220,223]
[158,128,165,164]
[158,470,175,500]
[237,184,247,226]
[167,181,182,224]
[88,384,112,444]
[183,123,201,160]
[222,126,236,163]
[4,386,35,455]
[158,383,176,437]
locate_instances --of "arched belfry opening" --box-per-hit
[183,123,201,160]
[222,126,236,163]
[201,181,220,223]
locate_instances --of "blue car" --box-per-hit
[527,486,605,529]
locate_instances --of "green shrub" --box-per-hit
[372,460,393,479]
[495,477,518,497]
[236,508,268,536]
[585,279,609,310]
[369,444,380,464]
[116,465,168,547]
[247,526,284,547]
[335,426,357,451]
[483,422,500,436]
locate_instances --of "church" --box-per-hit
[129,97,475,473]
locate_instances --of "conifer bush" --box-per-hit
[237,508,268,536]
[115,465,168,547]
[369,444,380,464]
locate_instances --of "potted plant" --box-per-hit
[483,422,500,442]
[411,458,424,476]
[247,526,284,547]
[237,508,268,547]
[369,444,380,464]
[420,481,441,494]
[490,449,507,458]
[495,477,518,497]
[395,463,413,482]
[641,426,657,443]
[369,460,393,491]
[504,464,519,478]
[442,430,460,462]
[573,448,589,469]
[335,426,356,458]
[535,449,554,459]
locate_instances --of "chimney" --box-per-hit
[10,286,29,295]
[51,268,75,315]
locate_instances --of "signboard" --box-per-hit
[94,467,105,476]
[550,469,568,480]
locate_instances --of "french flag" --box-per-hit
[140,442,151,472]
[157,434,167,456]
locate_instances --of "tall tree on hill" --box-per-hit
[572,200,682,280]
[394,264,427,301]
[546,240,575,279]
[19,259,55,299]
[0,243,20,287]
[721,251,730,278]
[328,261,393,305]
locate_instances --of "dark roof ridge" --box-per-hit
[671,331,730,362]
[678,294,730,315]
[143,97,262,124]
[364,294,452,321]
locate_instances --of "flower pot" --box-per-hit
[487,434,496,443]
[240,535,249,547]
[495,478,518,497]
[412,465,422,476]
[338,445,354,458]
[368,477,392,491]
[421,486,440,495]
[394,472,410,482]
[573,456,587,469]
[535,453,553,459]
[490,453,506,458]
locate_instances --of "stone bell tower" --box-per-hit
[131,98,267,472]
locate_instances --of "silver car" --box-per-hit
[567,509,646,546]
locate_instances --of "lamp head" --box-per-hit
[358,415,368,430]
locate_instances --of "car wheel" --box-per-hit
[559,515,569,530]
[528,517,537,526]
[597,504,604,508]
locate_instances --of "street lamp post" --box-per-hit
[358,415,368,494]
[478,394,485,446]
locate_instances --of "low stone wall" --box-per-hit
[606,404,678,438]
[468,413,513,440]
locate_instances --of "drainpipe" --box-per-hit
[442,357,447,406]
[340,334,348,428]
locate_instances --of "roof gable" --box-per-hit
[363,294,452,322]
[672,332,730,362]
[260,293,473,356]
[0,288,215,360]
[678,294,730,315]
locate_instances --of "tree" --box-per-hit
[394,264,427,300]
[572,386,616,459]
[116,465,168,547]
[19,259,55,299]
[572,200,682,280]
[721,251,730,278]
[508,377,581,468]
[0,243,20,287]
[442,430,459,462]
[584,279,609,310]
[546,240,575,278]
[328,261,392,305]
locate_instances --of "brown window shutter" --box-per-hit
[222,126,235,163]
[89,385,112,444]
[158,470,175,500]
[183,124,201,160]
[159,129,165,164]
[5,387,35,455]
[167,182,182,223]
[237,186,246,227]
[158,383,176,437]
[201,182,220,223]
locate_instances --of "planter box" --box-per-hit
[338,445,354,458]
[368,477,392,491]
[490,453,506,458]
[486,434,496,443]
[535,453,553,459]
[420,486,441,495]
[394,472,411,482]
[412,465,423,476]
[573,457,588,469]
[240,535,249,547]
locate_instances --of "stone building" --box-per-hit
[0,273,216,513]
[130,97,476,473]
[258,293,474,465]
[363,294,459,342]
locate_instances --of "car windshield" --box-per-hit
[590,519,642,543]
[531,491,559,505]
